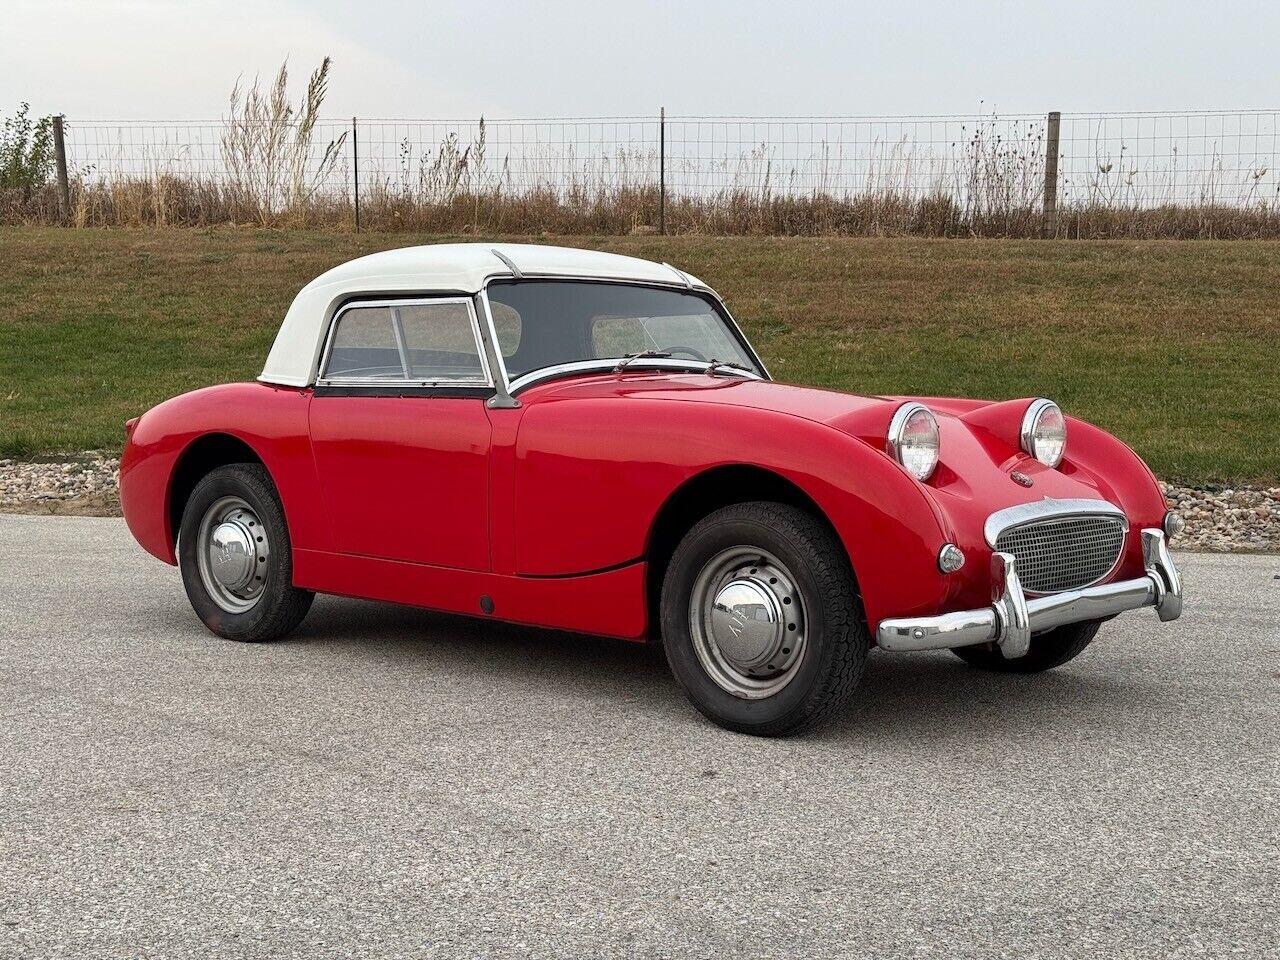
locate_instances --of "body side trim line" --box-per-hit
[517,556,645,580]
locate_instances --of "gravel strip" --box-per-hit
[0,454,121,516]
[1161,482,1280,553]
[0,454,1276,551]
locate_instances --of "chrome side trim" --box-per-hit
[662,262,693,288]
[315,296,495,389]
[983,498,1127,548]
[388,306,412,379]
[508,358,763,395]
[714,289,770,381]
[490,248,523,279]
[481,269,699,291]
[475,287,520,409]
[876,529,1182,654]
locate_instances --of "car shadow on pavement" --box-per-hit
[279,594,1151,744]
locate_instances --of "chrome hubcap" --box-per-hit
[209,520,255,591]
[690,546,807,699]
[196,497,269,613]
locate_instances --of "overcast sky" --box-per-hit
[5,0,1278,120]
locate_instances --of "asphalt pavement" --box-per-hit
[1,515,1277,959]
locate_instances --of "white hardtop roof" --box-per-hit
[260,242,709,387]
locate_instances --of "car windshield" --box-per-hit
[485,280,760,383]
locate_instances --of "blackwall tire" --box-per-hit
[178,463,313,642]
[951,620,1102,673]
[660,501,867,737]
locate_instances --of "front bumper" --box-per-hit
[877,528,1182,657]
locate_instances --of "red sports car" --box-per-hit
[121,243,1184,736]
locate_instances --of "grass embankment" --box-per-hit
[0,228,1276,483]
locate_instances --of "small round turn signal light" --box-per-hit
[1163,511,1185,539]
[938,543,966,574]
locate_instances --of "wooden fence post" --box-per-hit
[351,117,361,232]
[1042,111,1061,238]
[658,106,666,235]
[52,115,71,224]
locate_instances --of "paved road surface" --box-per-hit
[1,516,1277,958]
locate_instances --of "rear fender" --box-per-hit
[120,384,324,564]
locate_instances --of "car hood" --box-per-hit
[526,371,893,422]
[524,371,973,442]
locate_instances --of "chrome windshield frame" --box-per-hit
[507,358,763,395]
[478,273,770,399]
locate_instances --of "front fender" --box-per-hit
[512,396,952,630]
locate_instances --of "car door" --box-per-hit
[307,296,494,571]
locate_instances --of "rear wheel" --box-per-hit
[178,463,313,642]
[660,502,867,737]
[951,621,1101,673]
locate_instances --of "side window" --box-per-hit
[398,303,487,381]
[325,307,402,379]
[322,300,489,384]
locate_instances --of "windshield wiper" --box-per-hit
[613,350,673,373]
[704,358,752,378]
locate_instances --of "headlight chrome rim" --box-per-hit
[1021,398,1067,468]
[887,401,941,482]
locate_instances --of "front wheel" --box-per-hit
[178,463,313,642]
[951,620,1101,673]
[660,502,867,737]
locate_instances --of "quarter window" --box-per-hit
[489,300,523,357]
[322,299,489,383]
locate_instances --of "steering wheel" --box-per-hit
[664,345,708,363]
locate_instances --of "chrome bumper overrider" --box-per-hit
[877,529,1182,657]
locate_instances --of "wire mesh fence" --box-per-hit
[11,110,1280,236]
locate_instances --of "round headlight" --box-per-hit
[1021,399,1067,468]
[887,402,940,481]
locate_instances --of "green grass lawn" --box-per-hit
[1,228,1277,483]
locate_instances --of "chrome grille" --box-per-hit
[994,514,1127,594]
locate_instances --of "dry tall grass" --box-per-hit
[3,95,1279,237]
[221,57,346,224]
[5,176,1278,237]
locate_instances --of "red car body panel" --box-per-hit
[120,384,324,563]
[120,371,1167,643]
[291,549,649,639]
[509,375,951,631]
[308,395,493,571]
